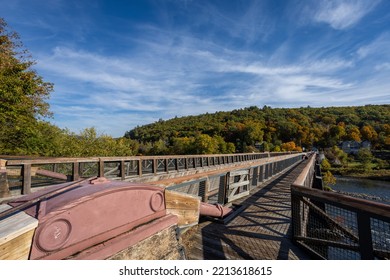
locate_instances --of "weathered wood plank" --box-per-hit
[0,204,38,260]
[0,229,35,260]
[165,190,200,227]
[227,190,250,202]
[229,180,249,189]
[229,170,249,176]
[0,205,38,245]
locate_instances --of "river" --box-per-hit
[332,176,390,203]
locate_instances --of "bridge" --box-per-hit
[0,152,389,260]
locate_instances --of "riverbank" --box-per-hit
[331,175,390,204]
[330,167,390,181]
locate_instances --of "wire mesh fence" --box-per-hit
[291,185,390,259]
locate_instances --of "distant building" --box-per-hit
[361,140,371,149]
[340,140,371,154]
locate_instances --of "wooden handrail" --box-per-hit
[292,153,316,186]
[291,183,390,218]
[2,152,297,166]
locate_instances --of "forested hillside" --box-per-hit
[125,105,390,155]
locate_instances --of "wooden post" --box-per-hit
[119,160,126,180]
[217,174,228,205]
[165,159,169,173]
[259,165,264,182]
[198,180,206,202]
[175,158,179,172]
[0,159,10,198]
[357,212,374,259]
[138,159,143,177]
[52,163,58,173]
[72,162,80,181]
[22,164,32,195]
[153,159,157,175]
[291,194,302,238]
[98,159,105,178]
[251,166,258,188]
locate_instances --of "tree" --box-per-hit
[357,148,373,171]
[322,171,336,191]
[320,158,331,171]
[345,125,361,142]
[0,18,53,154]
[360,125,378,142]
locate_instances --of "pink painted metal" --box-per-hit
[199,202,232,218]
[8,178,177,260]
[35,168,68,181]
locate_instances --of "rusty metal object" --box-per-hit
[7,178,176,260]
[35,168,68,181]
[199,202,232,218]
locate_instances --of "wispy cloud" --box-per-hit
[8,0,386,137]
[312,0,381,30]
[357,32,390,59]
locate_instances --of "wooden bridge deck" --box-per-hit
[181,160,310,260]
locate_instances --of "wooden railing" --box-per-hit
[291,153,390,259]
[167,154,304,205]
[1,152,296,197]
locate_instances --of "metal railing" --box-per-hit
[291,154,390,259]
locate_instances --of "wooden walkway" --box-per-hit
[181,160,310,260]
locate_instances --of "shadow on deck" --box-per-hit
[181,161,310,260]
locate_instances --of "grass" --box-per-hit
[330,164,390,181]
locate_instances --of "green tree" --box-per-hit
[193,134,219,154]
[357,148,373,171]
[0,18,53,154]
[322,171,336,191]
[320,158,331,171]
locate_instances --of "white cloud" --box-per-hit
[357,32,390,59]
[26,1,389,137]
[313,0,381,30]
[34,37,390,137]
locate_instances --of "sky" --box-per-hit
[1,0,390,137]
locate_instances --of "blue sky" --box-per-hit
[1,0,390,137]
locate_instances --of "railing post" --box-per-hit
[198,180,207,202]
[251,166,258,188]
[153,159,157,174]
[119,160,126,180]
[22,164,32,195]
[259,165,264,182]
[72,162,80,181]
[291,191,302,238]
[0,160,10,198]
[357,212,374,259]
[98,159,105,178]
[138,159,143,176]
[175,158,179,172]
[165,159,169,173]
[217,174,228,205]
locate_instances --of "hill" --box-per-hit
[124,105,390,155]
